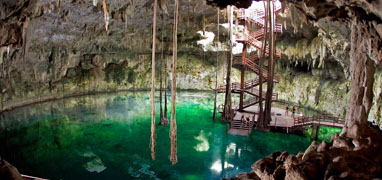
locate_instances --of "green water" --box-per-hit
[0,91,330,179]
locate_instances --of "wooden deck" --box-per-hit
[223,106,345,136]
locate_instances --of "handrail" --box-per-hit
[245,34,282,58]
[293,114,345,128]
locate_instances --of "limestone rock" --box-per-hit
[235,128,382,180]
[302,141,318,160]
[0,160,23,180]
[285,165,307,180]
[332,136,353,150]
[222,172,261,180]
[276,152,289,162]
[317,141,330,152]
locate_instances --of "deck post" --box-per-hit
[264,0,276,126]
[311,124,320,140]
[223,6,234,122]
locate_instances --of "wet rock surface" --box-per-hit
[0,160,23,180]
[225,125,382,180]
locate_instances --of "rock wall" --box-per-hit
[274,64,350,117]
[0,50,230,111]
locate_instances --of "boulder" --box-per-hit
[317,141,330,153]
[332,136,353,150]
[0,160,23,180]
[276,152,289,163]
[222,172,261,180]
[252,152,282,180]
[285,165,307,180]
[302,141,318,161]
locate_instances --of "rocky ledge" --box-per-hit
[224,125,382,180]
[0,160,23,180]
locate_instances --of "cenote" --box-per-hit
[0,91,338,180]
[2,0,382,179]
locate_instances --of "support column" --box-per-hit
[223,6,233,121]
[264,0,275,127]
[342,22,376,138]
[311,125,319,140]
[239,43,247,110]
[257,1,268,130]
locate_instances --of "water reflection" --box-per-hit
[194,130,210,152]
[210,160,234,173]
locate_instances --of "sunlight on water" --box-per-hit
[194,130,210,152]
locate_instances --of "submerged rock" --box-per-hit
[83,158,107,173]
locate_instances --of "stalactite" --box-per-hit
[235,13,238,33]
[124,9,128,31]
[202,15,206,35]
[159,0,168,14]
[102,0,110,32]
[0,47,6,66]
[170,0,179,165]
[342,22,376,138]
[150,0,158,160]
[6,46,10,58]
[57,0,62,13]
[22,17,33,61]
[93,0,98,6]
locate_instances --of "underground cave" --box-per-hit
[1,0,382,179]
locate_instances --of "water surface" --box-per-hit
[1,91,319,179]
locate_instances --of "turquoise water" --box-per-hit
[1,91,319,179]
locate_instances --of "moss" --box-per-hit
[127,68,137,84]
[105,62,127,85]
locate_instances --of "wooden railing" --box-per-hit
[242,97,259,108]
[217,78,263,93]
[236,8,283,33]
[293,114,345,128]
[246,34,282,58]
[233,54,261,63]
[234,57,280,82]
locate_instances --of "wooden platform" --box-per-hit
[225,105,344,136]
[228,128,253,136]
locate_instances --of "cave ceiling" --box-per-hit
[0,0,382,65]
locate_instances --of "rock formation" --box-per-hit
[225,124,382,180]
[0,160,23,180]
